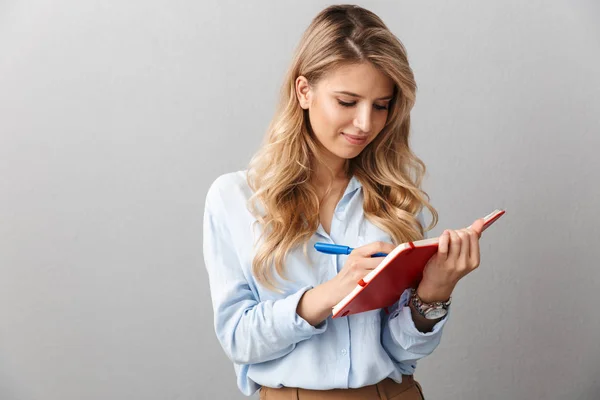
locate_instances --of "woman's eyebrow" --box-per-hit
[333,90,393,100]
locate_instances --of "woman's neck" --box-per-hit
[312,159,350,185]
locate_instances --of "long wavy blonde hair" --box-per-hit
[246,4,438,291]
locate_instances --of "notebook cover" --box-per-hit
[331,209,505,318]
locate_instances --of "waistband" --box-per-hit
[260,375,418,400]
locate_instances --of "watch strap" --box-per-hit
[410,288,451,319]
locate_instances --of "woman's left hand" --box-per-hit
[417,218,486,303]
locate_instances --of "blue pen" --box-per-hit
[314,242,388,258]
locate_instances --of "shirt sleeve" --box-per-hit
[380,288,450,373]
[380,209,449,372]
[417,208,428,239]
[202,182,327,365]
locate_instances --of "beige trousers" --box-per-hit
[259,375,425,400]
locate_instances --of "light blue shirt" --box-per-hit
[202,170,449,396]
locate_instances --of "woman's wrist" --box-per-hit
[296,280,339,326]
[416,281,455,303]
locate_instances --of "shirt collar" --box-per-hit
[343,175,362,197]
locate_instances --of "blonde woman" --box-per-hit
[203,4,485,399]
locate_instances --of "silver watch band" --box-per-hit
[410,288,451,319]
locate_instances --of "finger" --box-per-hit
[365,257,385,270]
[471,218,485,238]
[448,230,461,261]
[437,230,450,261]
[355,241,395,258]
[352,256,385,270]
[457,229,470,268]
[468,228,480,267]
[350,258,383,282]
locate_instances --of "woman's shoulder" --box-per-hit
[205,170,253,215]
[207,169,248,194]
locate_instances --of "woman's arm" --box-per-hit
[295,280,338,326]
[409,283,453,333]
[298,210,450,329]
[380,288,449,371]
[379,210,450,366]
[203,188,328,365]
[407,210,454,334]
[382,216,486,368]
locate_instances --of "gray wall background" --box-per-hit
[1,1,598,399]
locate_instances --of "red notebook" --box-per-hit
[331,209,506,318]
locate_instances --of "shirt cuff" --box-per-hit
[384,287,450,355]
[395,304,449,337]
[391,288,449,335]
[272,285,328,340]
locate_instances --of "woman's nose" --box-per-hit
[353,106,372,133]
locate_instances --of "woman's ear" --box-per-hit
[295,76,312,110]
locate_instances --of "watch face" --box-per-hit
[425,307,448,320]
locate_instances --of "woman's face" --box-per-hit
[296,62,395,163]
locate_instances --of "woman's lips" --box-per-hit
[342,132,368,145]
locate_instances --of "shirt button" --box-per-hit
[341,349,347,355]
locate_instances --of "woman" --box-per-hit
[203,4,485,399]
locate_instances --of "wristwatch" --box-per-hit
[410,288,451,320]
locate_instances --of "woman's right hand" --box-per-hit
[329,241,397,305]
[297,241,396,326]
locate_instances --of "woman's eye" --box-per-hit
[337,100,356,107]
[337,99,388,111]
